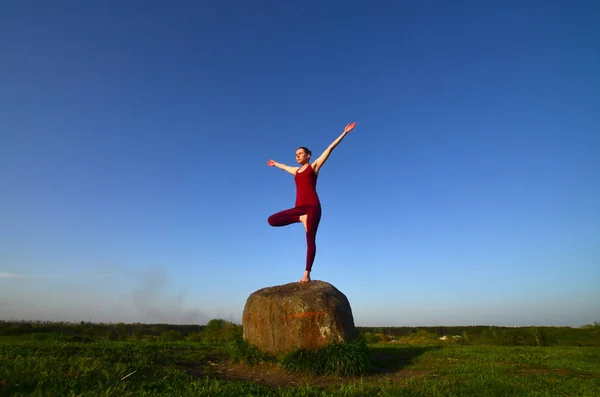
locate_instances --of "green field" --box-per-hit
[2,337,599,396]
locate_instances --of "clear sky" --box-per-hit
[1,1,599,327]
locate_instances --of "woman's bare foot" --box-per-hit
[299,215,308,232]
[299,271,311,284]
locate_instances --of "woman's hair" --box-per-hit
[297,146,312,156]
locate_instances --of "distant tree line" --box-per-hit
[357,325,491,338]
[0,319,241,343]
[1,320,598,346]
[357,322,600,347]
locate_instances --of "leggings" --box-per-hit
[267,204,322,272]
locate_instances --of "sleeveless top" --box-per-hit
[294,164,320,206]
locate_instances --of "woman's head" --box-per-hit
[296,147,311,164]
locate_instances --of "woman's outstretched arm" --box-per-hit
[267,159,299,175]
[312,122,356,175]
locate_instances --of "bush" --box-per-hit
[363,332,381,344]
[160,330,183,342]
[194,319,242,343]
[228,336,275,366]
[395,330,441,345]
[280,337,372,376]
[462,331,472,343]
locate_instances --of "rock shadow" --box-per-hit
[370,345,442,374]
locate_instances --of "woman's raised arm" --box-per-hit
[311,122,356,175]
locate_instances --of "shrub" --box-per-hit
[228,336,275,366]
[280,337,372,376]
[395,330,440,345]
[195,319,242,343]
[363,332,381,344]
[160,330,183,342]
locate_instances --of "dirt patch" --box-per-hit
[518,368,571,377]
[196,360,351,388]
[186,355,428,389]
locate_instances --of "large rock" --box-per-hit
[242,280,357,355]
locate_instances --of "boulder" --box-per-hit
[242,280,357,355]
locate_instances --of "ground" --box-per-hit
[185,349,429,389]
[183,345,591,390]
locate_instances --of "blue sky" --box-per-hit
[1,0,599,327]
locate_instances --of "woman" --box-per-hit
[267,122,357,283]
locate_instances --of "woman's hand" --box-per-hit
[343,122,357,134]
[312,121,357,175]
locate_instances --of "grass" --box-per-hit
[0,339,225,396]
[228,335,372,376]
[1,338,599,396]
[370,343,600,396]
[228,336,276,366]
[280,337,372,376]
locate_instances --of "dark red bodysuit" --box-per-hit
[268,164,322,271]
